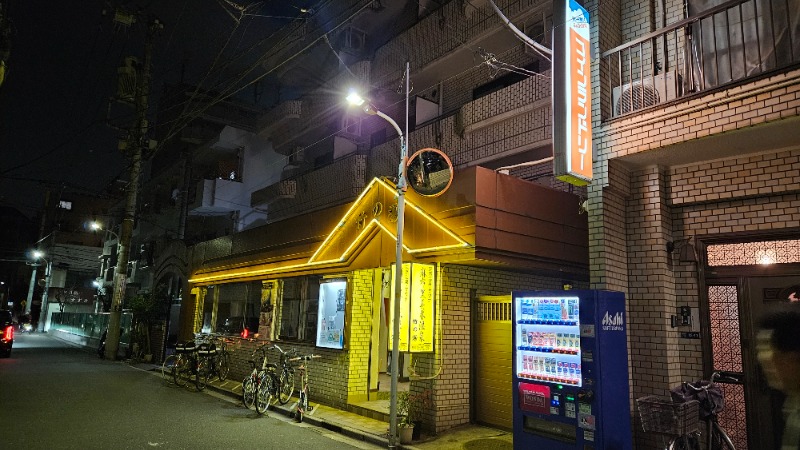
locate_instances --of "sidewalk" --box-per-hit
[135,362,513,450]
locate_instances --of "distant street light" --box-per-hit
[90,221,121,240]
[26,251,50,330]
[346,61,409,449]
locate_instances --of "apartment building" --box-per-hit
[145,0,591,435]
[591,0,799,448]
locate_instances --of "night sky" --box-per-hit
[0,0,314,218]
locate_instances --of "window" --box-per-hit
[200,283,261,335]
[278,276,320,342]
[58,200,73,210]
[215,282,261,335]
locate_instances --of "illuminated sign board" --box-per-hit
[316,280,347,349]
[553,0,592,186]
[389,263,435,353]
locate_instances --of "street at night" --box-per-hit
[0,334,378,450]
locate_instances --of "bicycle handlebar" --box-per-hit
[288,354,321,362]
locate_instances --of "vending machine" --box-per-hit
[512,290,631,450]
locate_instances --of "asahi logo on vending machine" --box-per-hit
[601,311,624,331]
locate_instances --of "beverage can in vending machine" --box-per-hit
[520,327,527,347]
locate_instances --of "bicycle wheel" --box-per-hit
[161,355,178,384]
[242,376,256,410]
[278,368,294,404]
[668,435,700,450]
[256,373,274,415]
[195,359,208,392]
[710,423,735,450]
[173,356,189,387]
[217,351,230,382]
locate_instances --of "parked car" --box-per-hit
[0,310,13,357]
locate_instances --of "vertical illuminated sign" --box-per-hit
[409,263,434,352]
[390,262,435,353]
[553,0,592,186]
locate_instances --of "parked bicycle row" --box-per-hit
[241,342,320,421]
[161,334,320,422]
[161,333,232,391]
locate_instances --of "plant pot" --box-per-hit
[399,425,414,444]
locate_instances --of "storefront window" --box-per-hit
[278,276,319,342]
[214,282,261,335]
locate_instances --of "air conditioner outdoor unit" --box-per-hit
[339,114,363,139]
[287,147,305,165]
[612,70,679,117]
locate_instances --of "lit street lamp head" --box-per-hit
[345,90,378,115]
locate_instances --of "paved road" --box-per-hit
[0,333,379,450]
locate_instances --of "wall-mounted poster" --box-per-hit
[316,280,346,349]
[390,262,435,353]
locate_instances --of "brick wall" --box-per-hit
[415,264,580,433]
[347,269,376,402]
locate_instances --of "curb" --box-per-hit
[202,382,421,449]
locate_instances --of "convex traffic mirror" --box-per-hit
[406,148,453,197]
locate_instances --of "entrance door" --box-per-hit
[707,275,800,450]
[744,276,798,449]
[474,295,512,429]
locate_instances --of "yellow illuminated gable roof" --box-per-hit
[308,177,470,264]
[189,178,470,284]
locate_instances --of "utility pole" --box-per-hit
[105,17,161,360]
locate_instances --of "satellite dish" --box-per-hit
[406,148,453,197]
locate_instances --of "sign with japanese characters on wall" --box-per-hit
[390,262,435,353]
[553,0,592,187]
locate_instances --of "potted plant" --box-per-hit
[397,391,415,444]
[397,389,432,444]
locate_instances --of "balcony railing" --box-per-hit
[602,0,799,118]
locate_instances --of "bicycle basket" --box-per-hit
[197,343,217,356]
[636,396,700,436]
[670,381,724,420]
[175,341,196,353]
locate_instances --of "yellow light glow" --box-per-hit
[191,177,471,285]
[308,178,380,263]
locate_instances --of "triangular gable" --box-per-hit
[308,177,470,264]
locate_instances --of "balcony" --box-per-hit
[458,72,551,134]
[189,178,244,216]
[256,100,302,139]
[250,180,297,207]
[250,153,368,223]
[602,0,800,119]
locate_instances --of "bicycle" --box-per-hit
[241,343,276,415]
[172,338,206,391]
[161,353,179,384]
[670,372,737,450]
[637,372,736,450]
[288,353,320,422]
[271,344,296,405]
[196,333,232,384]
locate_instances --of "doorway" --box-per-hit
[704,242,800,450]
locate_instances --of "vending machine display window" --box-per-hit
[515,296,582,387]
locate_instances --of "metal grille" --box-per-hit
[477,301,511,322]
[718,382,748,450]
[707,239,800,266]
[708,284,748,449]
[708,285,743,372]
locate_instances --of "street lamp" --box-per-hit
[25,250,52,332]
[347,61,409,449]
[25,251,46,315]
[90,221,120,240]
